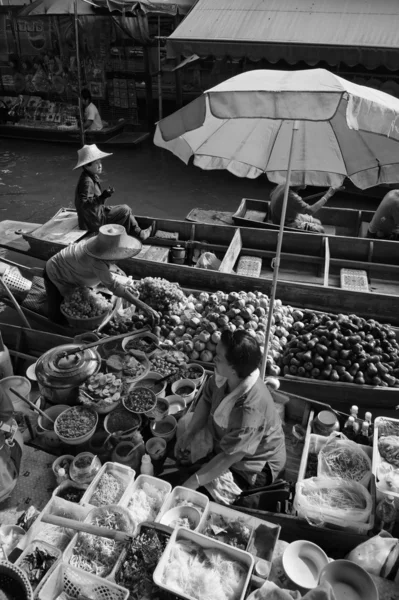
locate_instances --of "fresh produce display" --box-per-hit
[125,481,168,527]
[124,388,156,413]
[279,310,399,387]
[55,407,97,439]
[69,509,130,576]
[115,527,169,600]
[90,472,124,507]
[378,419,399,437]
[202,514,252,550]
[149,353,185,379]
[160,540,247,600]
[105,311,152,335]
[61,288,112,319]
[125,336,158,354]
[79,373,123,408]
[19,545,58,591]
[134,277,186,313]
[319,444,371,483]
[180,365,204,382]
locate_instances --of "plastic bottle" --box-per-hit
[0,332,13,379]
[365,412,373,441]
[140,454,154,476]
[376,495,397,533]
[343,416,356,440]
[350,405,359,419]
[356,421,370,446]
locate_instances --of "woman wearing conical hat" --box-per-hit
[74,143,152,241]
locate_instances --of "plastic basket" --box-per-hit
[0,561,34,600]
[2,266,32,297]
[340,268,369,291]
[37,563,129,600]
[16,539,61,595]
[372,416,399,519]
[236,256,262,278]
[80,462,135,508]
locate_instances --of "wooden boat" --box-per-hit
[187,196,379,238]
[5,208,399,325]
[0,119,125,144]
[0,322,72,362]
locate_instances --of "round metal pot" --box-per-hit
[35,343,101,405]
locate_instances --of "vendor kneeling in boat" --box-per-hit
[74,144,152,241]
[175,330,286,494]
[367,189,399,240]
[270,183,341,233]
[44,224,157,324]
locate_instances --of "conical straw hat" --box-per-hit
[85,224,141,261]
[73,144,113,169]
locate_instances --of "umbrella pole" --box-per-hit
[75,0,85,147]
[261,120,299,379]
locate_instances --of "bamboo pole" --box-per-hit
[261,120,299,379]
[75,0,85,146]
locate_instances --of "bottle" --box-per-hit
[0,332,13,379]
[376,495,397,533]
[140,454,154,476]
[365,412,373,440]
[343,416,356,440]
[350,405,359,419]
[356,421,370,446]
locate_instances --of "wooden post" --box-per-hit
[74,0,85,147]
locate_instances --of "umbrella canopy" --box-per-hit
[155,68,399,190]
[83,0,195,16]
[18,0,97,15]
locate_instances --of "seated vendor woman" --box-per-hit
[73,144,152,241]
[175,330,286,492]
[270,183,341,233]
[43,224,157,324]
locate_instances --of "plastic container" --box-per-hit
[37,563,129,600]
[171,379,196,404]
[282,540,329,590]
[69,453,102,486]
[319,559,378,600]
[16,539,61,594]
[0,332,13,379]
[80,462,135,508]
[112,439,145,473]
[153,527,254,600]
[120,474,172,525]
[372,416,399,519]
[199,502,254,550]
[52,480,87,503]
[160,505,201,531]
[0,376,31,413]
[156,486,209,530]
[0,561,33,600]
[130,371,167,399]
[376,495,397,532]
[165,394,186,419]
[146,437,167,461]
[150,415,177,442]
[54,406,98,446]
[141,454,154,476]
[36,404,70,449]
[122,331,160,357]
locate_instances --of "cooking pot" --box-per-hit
[35,343,101,405]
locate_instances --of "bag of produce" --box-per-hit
[195,252,222,271]
[379,436,399,468]
[294,477,372,529]
[346,531,399,581]
[318,432,372,488]
[376,460,399,495]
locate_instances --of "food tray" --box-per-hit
[297,416,375,534]
[80,462,135,508]
[15,539,61,595]
[37,563,129,600]
[153,527,254,600]
[340,268,369,291]
[156,486,209,530]
[372,416,399,518]
[236,255,262,278]
[119,474,172,525]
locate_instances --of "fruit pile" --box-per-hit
[280,311,399,387]
[134,277,186,313]
[62,288,112,319]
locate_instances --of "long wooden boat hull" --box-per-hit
[0,120,125,144]
[0,323,72,357]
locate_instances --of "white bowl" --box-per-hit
[165,394,186,418]
[171,379,196,404]
[160,505,201,530]
[319,560,378,600]
[182,364,205,387]
[282,540,329,590]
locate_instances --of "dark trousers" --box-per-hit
[43,268,64,324]
[103,205,142,237]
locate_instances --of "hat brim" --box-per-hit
[73,150,113,170]
[85,236,142,261]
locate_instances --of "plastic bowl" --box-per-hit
[104,407,142,440]
[130,372,167,399]
[319,559,378,600]
[150,415,177,442]
[146,437,167,460]
[282,540,329,590]
[171,379,196,404]
[123,387,157,415]
[160,505,201,530]
[122,332,160,357]
[165,394,186,419]
[182,364,205,387]
[145,397,169,421]
[54,406,98,446]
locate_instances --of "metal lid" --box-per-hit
[317,410,337,426]
[35,344,100,389]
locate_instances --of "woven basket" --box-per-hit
[60,305,112,331]
[0,561,34,600]
[37,563,128,600]
[236,255,262,278]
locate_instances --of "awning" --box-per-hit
[84,0,197,16]
[167,0,399,71]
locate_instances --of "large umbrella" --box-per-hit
[154,68,399,375]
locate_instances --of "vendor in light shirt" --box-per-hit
[81,88,103,131]
[367,189,399,240]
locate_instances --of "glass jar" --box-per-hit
[69,452,101,485]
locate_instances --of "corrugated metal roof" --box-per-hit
[169,0,399,49]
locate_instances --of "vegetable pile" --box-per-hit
[19,545,58,591]
[125,481,168,527]
[61,288,112,319]
[91,472,124,507]
[55,407,97,439]
[56,486,85,503]
[378,436,399,468]
[79,373,122,408]
[161,540,247,600]
[106,353,147,379]
[134,277,186,313]
[203,514,252,550]
[115,527,169,600]
[280,311,399,387]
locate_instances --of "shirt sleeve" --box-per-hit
[77,174,96,204]
[219,400,267,456]
[85,104,96,121]
[290,191,310,214]
[202,376,215,406]
[91,261,119,293]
